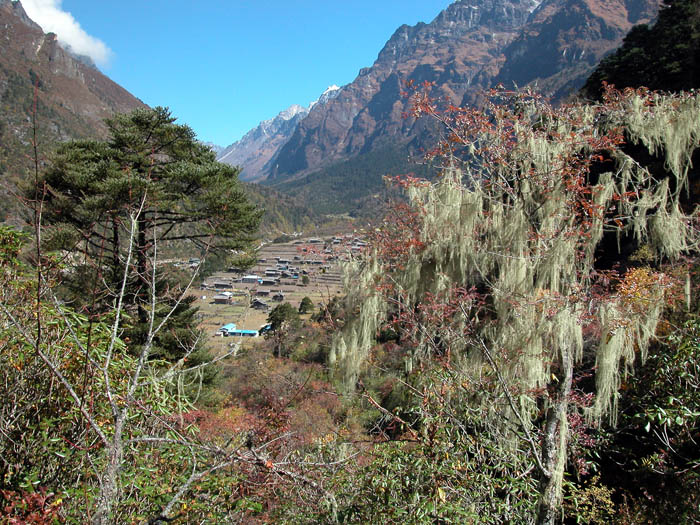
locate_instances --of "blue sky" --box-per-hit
[22,1,450,146]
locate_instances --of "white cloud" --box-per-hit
[21,0,112,66]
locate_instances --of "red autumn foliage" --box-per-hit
[1,488,63,524]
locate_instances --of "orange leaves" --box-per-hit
[0,488,63,525]
[611,190,639,202]
[177,405,255,444]
[577,198,605,220]
[617,267,673,313]
[384,174,430,190]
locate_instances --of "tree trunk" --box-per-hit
[93,415,124,525]
[112,217,120,290]
[536,349,573,525]
[137,217,147,325]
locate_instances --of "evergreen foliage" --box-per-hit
[35,107,262,377]
[299,296,314,314]
[273,144,433,217]
[266,302,301,358]
[241,181,318,235]
[599,315,700,521]
[267,302,301,332]
[583,0,700,98]
[41,106,261,261]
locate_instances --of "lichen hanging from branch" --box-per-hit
[331,86,699,426]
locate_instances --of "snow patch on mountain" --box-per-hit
[277,104,307,121]
[309,85,341,109]
[216,84,342,180]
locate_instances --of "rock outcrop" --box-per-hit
[269,0,540,180]
[217,86,339,181]
[495,0,662,99]
[0,0,145,220]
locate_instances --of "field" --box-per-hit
[193,235,365,353]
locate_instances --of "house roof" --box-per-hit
[230,329,258,336]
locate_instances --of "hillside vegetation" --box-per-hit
[273,144,434,218]
[242,182,320,235]
[326,85,700,524]
[2,2,700,522]
[2,83,699,524]
[583,0,700,97]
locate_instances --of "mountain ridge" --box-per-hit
[216,85,340,181]
[0,0,146,220]
[267,0,540,181]
[270,0,660,183]
[493,0,662,100]
[212,0,660,216]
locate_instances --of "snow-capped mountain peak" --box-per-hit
[216,83,342,181]
[278,104,307,121]
[309,85,341,109]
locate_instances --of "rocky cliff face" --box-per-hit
[258,0,659,187]
[217,86,339,181]
[268,0,539,180]
[212,0,660,212]
[0,0,40,30]
[495,0,661,99]
[216,104,309,181]
[0,0,144,137]
[0,0,145,220]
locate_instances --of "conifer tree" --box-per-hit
[299,296,314,314]
[266,302,301,357]
[36,106,261,373]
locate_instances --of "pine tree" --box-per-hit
[35,106,262,375]
[266,302,301,357]
[299,296,314,314]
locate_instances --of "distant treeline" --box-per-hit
[270,144,434,218]
[243,182,320,234]
[583,0,700,97]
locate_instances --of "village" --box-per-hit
[192,233,368,349]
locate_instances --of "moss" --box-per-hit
[332,91,700,499]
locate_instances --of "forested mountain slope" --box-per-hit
[583,0,700,97]
[254,0,660,215]
[0,0,145,221]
